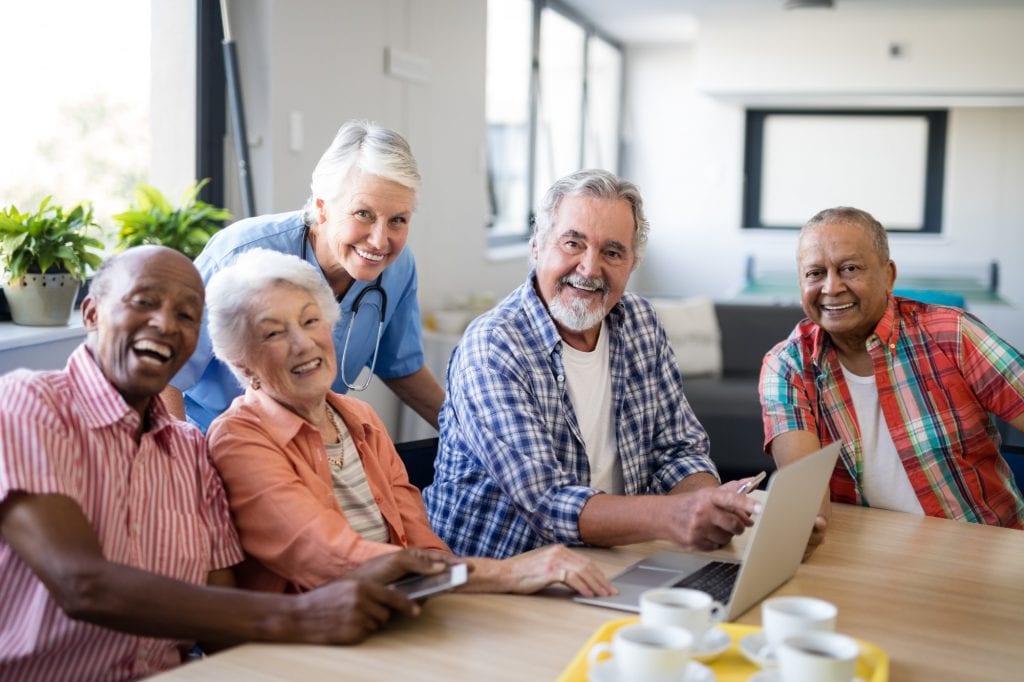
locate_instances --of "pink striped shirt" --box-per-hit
[0,345,244,681]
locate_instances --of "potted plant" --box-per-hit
[0,197,105,326]
[113,178,232,259]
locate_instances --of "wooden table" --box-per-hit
[151,503,1024,681]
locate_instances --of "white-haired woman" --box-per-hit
[164,120,444,435]
[204,249,616,597]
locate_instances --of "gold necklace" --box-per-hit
[324,403,344,468]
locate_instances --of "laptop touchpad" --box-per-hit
[615,566,687,588]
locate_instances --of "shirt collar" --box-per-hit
[240,386,379,448]
[67,344,178,437]
[809,294,898,366]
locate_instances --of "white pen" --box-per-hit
[737,470,767,495]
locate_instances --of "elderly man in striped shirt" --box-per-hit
[760,207,1024,550]
[0,246,453,681]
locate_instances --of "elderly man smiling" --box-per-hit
[760,206,1024,549]
[425,169,760,562]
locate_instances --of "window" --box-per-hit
[485,0,624,247]
[742,109,947,232]
[0,0,152,233]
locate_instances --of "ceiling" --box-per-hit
[557,0,1023,44]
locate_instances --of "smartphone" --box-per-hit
[389,563,468,600]
[737,470,767,495]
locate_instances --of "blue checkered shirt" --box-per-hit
[423,277,717,558]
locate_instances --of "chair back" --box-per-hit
[394,437,438,490]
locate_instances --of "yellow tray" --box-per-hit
[556,617,889,682]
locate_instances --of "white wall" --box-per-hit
[150,0,197,199]
[627,6,1024,348]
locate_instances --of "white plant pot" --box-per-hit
[2,272,81,326]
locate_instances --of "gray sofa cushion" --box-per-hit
[682,302,806,482]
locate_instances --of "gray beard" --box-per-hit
[548,291,607,332]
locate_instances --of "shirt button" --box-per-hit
[557,374,565,383]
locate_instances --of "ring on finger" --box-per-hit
[559,568,568,583]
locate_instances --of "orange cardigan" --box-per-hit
[207,388,448,593]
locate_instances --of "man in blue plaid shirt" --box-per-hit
[424,170,760,568]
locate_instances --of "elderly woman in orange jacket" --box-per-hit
[204,248,615,597]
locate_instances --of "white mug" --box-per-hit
[587,623,693,682]
[640,588,725,639]
[761,596,837,658]
[778,631,860,682]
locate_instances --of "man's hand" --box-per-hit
[661,481,761,551]
[291,578,419,644]
[803,497,831,559]
[287,549,461,644]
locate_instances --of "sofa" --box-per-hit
[652,299,807,483]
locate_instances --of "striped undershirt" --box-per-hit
[325,409,390,543]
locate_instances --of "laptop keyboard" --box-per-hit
[671,561,740,603]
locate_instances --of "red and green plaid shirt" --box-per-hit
[760,296,1024,528]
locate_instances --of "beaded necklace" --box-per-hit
[324,403,345,468]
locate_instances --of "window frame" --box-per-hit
[196,0,227,211]
[742,108,948,233]
[486,0,626,249]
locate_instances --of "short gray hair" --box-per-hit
[301,120,421,225]
[530,169,649,268]
[800,206,890,263]
[206,248,340,385]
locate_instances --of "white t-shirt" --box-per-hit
[561,322,623,494]
[841,365,923,515]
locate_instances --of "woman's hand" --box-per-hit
[345,548,459,585]
[463,545,616,597]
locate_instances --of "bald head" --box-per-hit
[82,246,205,416]
[798,206,890,263]
[89,246,202,304]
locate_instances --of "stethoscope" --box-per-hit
[302,226,387,391]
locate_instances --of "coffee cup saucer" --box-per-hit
[747,670,865,682]
[588,658,714,682]
[692,626,731,663]
[738,631,777,668]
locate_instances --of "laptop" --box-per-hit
[574,442,841,619]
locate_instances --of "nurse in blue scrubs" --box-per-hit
[163,120,444,433]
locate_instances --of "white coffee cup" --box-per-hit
[761,596,837,658]
[778,631,859,682]
[587,623,693,682]
[640,588,726,640]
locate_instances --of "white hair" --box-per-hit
[530,168,649,269]
[301,119,421,225]
[206,248,340,385]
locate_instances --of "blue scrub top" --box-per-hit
[171,210,425,432]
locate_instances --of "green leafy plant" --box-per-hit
[0,197,105,282]
[114,178,232,259]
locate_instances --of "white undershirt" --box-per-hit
[840,365,923,515]
[561,321,623,494]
